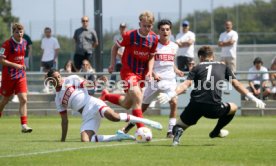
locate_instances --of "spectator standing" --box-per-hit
[0,23,32,133]
[73,16,98,71]
[218,20,238,72]
[23,33,32,70]
[41,27,60,72]
[247,57,271,99]
[175,20,196,72]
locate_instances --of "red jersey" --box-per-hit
[116,29,158,76]
[0,37,27,80]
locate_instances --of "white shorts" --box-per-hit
[143,79,177,104]
[80,96,109,134]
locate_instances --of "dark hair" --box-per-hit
[198,46,214,58]
[46,69,59,78]
[44,27,51,32]
[157,19,172,29]
[253,57,263,65]
[64,60,77,72]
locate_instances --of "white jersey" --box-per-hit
[218,30,238,58]
[55,75,90,113]
[41,37,60,62]
[153,41,179,80]
[176,31,195,58]
[247,66,269,85]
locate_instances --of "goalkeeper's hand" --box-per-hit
[246,93,266,109]
[157,91,177,104]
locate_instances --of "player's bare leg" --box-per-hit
[0,96,10,118]
[103,107,162,130]
[17,93,32,133]
[209,103,237,138]
[167,97,177,138]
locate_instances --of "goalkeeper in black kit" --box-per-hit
[157,46,266,146]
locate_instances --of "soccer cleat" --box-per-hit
[21,125,33,133]
[115,130,135,141]
[100,89,109,101]
[143,119,163,130]
[166,132,174,138]
[209,129,229,138]
[172,125,184,146]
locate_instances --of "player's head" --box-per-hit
[81,16,89,28]
[253,57,263,70]
[46,69,63,88]
[139,11,154,36]
[44,27,52,38]
[182,20,190,32]
[12,23,24,42]
[198,46,214,62]
[224,20,233,32]
[157,19,172,42]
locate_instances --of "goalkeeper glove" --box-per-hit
[157,91,177,104]
[246,93,266,109]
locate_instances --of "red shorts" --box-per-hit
[120,71,145,92]
[0,78,28,97]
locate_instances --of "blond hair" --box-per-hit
[12,23,24,33]
[139,11,155,24]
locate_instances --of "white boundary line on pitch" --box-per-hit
[0,138,169,158]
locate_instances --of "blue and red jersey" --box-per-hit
[0,37,27,80]
[116,29,158,77]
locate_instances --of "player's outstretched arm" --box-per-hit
[60,111,69,142]
[158,80,192,104]
[231,79,266,109]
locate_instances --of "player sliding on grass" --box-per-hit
[119,19,184,138]
[46,69,162,142]
[157,46,266,146]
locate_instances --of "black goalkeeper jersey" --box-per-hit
[187,61,236,105]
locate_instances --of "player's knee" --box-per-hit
[229,103,238,114]
[0,97,10,105]
[18,95,27,104]
[169,97,177,106]
[81,137,90,142]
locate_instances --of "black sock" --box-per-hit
[211,114,235,135]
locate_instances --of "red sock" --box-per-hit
[105,94,121,105]
[132,109,145,128]
[0,112,2,118]
[20,116,28,125]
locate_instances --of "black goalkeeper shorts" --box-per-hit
[180,101,231,126]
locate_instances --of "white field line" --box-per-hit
[0,138,169,158]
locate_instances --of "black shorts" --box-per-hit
[180,101,231,126]
[41,60,54,70]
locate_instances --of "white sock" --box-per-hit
[91,135,121,142]
[168,118,176,132]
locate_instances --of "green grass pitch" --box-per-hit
[0,115,276,166]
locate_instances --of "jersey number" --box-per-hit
[206,65,213,81]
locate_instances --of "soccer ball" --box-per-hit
[135,127,153,143]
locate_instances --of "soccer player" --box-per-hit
[102,11,158,129]
[45,70,162,142]
[120,19,184,138]
[0,23,32,133]
[157,46,266,146]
